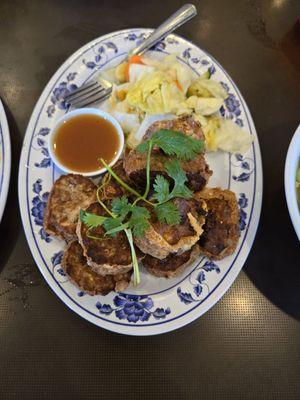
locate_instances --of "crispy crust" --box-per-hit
[123,116,212,191]
[194,188,240,260]
[143,244,200,278]
[144,115,205,141]
[134,199,207,259]
[62,241,132,295]
[77,202,135,276]
[43,174,97,241]
[100,160,132,201]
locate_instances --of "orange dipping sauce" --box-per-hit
[52,114,120,173]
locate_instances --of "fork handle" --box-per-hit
[130,4,197,58]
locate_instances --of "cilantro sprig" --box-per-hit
[80,197,149,286]
[137,129,204,160]
[155,202,181,225]
[80,129,204,286]
[152,159,193,224]
[103,197,151,238]
[79,209,107,229]
[153,159,193,203]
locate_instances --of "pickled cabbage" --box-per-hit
[125,71,189,115]
[187,78,228,99]
[202,117,253,154]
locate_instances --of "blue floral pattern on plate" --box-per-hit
[33,127,51,168]
[82,41,119,70]
[31,179,51,242]
[47,72,78,117]
[51,250,69,283]
[220,83,243,126]
[239,193,248,231]
[19,29,261,335]
[177,261,220,304]
[232,153,254,182]
[46,42,121,118]
[96,294,171,323]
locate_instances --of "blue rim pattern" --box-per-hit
[22,29,259,330]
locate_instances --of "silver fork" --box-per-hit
[65,3,197,109]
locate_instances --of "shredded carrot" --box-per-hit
[125,55,144,81]
[175,79,183,92]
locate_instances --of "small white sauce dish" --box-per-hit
[284,123,300,241]
[48,108,124,177]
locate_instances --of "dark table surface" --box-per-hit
[0,0,300,399]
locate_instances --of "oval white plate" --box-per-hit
[0,100,11,223]
[18,29,262,335]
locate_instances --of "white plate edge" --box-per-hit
[0,100,11,223]
[18,29,263,335]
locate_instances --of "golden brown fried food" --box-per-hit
[77,202,142,276]
[43,174,97,241]
[143,244,200,278]
[100,159,132,201]
[134,198,207,259]
[123,116,212,191]
[194,188,240,260]
[62,241,132,295]
[143,115,204,141]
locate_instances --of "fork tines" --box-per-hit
[65,78,112,108]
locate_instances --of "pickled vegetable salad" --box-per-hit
[99,54,253,154]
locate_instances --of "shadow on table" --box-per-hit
[0,102,22,274]
[244,186,300,321]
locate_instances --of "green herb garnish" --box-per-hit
[80,129,204,286]
[111,196,132,218]
[153,159,193,204]
[129,205,151,237]
[137,129,204,160]
[103,217,125,237]
[79,209,107,229]
[155,202,181,225]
